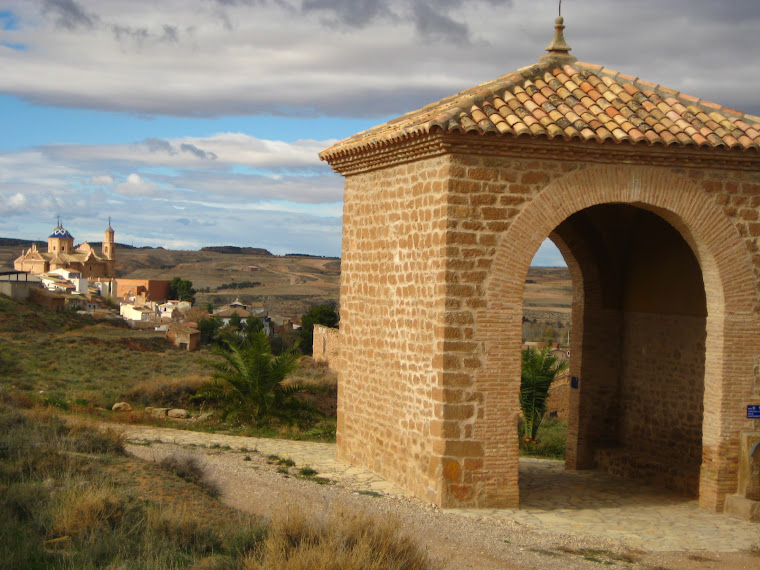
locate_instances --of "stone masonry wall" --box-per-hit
[337,145,760,510]
[312,324,340,369]
[337,155,449,503]
[612,312,706,495]
[545,373,571,420]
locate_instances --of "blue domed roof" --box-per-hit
[49,225,74,239]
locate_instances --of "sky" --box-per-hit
[0,1,758,265]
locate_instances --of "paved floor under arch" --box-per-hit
[455,458,760,552]
[115,424,760,553]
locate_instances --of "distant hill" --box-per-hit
[0,237,46,248]
[284,253,341,259]
[200,246,273,256]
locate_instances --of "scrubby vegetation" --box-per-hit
[217,281,262,290]
[0,295,337,442]
[520,346,568,442]
[519,418,568,459]
[198,332,318,425]
[0,398,265,567]
[244,506,434,569]
[0,398,432,568]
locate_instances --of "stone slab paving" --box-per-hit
[117,425,760,552]
[455,458,760,552]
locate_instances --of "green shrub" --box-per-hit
[198,332,318,426]
[519,418,567,459]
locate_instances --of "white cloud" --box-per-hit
[90,174,114,185]
[8,192,26,208]
[43,134,333,170]
[114,173,163,197]
[1,0,757,118]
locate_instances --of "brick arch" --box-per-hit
[485,165,753,314]
[475,164,756,511]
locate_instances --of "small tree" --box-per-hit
[244,316,264,338]
[520,346,568,442]
[198,332,314,425]
[300,304,338,355]
[169,277,196,304]
[198,315,222,345]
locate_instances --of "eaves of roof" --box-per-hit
[320,60,760,164]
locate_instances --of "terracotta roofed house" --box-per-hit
[320,17,760,517]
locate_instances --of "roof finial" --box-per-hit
[540,9,576,64]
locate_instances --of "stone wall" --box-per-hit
[545,374,571,420]
[337,155,449,503]
[0,280,38,301]
[312,324,340,368]
[617,312,706,493]
[335,140,760,510]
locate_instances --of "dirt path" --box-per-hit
[120,425,759,569]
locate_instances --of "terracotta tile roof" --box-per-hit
[320,61,760,161]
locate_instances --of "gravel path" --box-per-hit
[121,425,760,569]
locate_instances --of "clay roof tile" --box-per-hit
[321,58,760,161]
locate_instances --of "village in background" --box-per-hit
[0,221,572,344]
[0,219,574,417]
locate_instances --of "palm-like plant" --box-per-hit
[199,331,314,425]
[520,346,568,442]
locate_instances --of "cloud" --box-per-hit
[5,0,759,127]
[0,192,29,216]
[44,134,331,170]
[301,0,393,29]
[90,174,113,185]
[0,130,343,254]
[179,143,217,160]
[0,0,755,119]
[42,0,97,31]
[114,173,163,197]
[409,1,469,44]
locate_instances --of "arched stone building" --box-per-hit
[320,19,760,514]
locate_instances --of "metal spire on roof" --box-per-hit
[540,9,576,64]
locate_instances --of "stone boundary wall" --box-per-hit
[0,281,38,301]
[545,374,571,420]
[312,324,340,369]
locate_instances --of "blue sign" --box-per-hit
[571,376,579,389]
[748,405,760,419]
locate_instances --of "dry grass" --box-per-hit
[0,404,431,568]
[287,357,338,419]
[52,481,133,538]
[287,357,338,389]
[122,373,209,408]
[243,504,436,570]
[157,454,221,497]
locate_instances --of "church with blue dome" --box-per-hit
[14,220,116,279]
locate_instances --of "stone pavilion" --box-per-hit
[320,18,760,515]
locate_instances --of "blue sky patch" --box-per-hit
[0,11,20,31]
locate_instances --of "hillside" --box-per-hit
[0,239,571,322]
[0,241,340,317]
